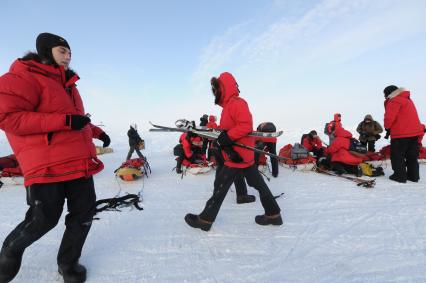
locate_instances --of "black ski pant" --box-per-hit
[390,137,419,182]
[254,142,279,177]
[199,165,281,222]
[213,147,248,197]
[126,145,144,160]
[1,177,96,266]
[361,140,376,152]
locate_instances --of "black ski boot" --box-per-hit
[58,262,87,283]
[255,214,283,226]
[184,214,212,231]
[389,174,406,183]
[236,194,256,204]
[0,248,23,283]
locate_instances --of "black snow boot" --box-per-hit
[58,262,87,283]
[0,249,23,283]
[255,214,283,226]
[184,214,212,231]
[236,194,256,204]
[389,174,406,183]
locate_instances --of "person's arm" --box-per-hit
[226,100,253,141]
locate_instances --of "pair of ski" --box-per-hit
[149,122,289,162]
[315,166,376,188]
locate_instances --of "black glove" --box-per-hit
[217,131,233,147]
[66,115,91,130]
[223,146,243,163]
[99,132,111,147]
[384,129,390,139]
[375,134,381,140]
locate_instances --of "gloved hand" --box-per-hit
[384,129,390,139]
[66,115,91,130]
[375,134,381,140]
[217,131,233,147]
[99,132,111,147]
[223,146,243,163]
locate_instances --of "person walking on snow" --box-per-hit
[126,124,145,160]
[383,85,423,183]
[185,72,282,231]
[0,32,108,283]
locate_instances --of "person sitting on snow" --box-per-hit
[325,113,342,145]
[324,127,363,176]
[254,122,279,177]
[174,132,205,174]
[356,114,383,152]
[126,124,145,160]
[301,130,325,158]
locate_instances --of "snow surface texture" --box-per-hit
[1,131,426,283]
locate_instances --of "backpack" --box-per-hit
[349,138,367,154]
[324,122,334,135]
[291,143,309,160]
[257,122,276,133]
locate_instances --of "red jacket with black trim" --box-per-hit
[0,55,103,186]
[206,115,218,129]
[302,135,322,151]
[325,128,363,165]
[216,72,254,168]
[384,89,423,139]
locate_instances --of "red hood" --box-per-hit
[334,127,352,138]
[334,113,341,122]
[217,72,239,107]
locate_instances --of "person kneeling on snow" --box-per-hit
[301,130,325,158]
[174,132,205,174]
[356,114,383,152]
[324,128,363,176]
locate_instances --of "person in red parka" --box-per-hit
[184,72,282,231]
[173,132,205,173]
[325,128,363,176]
[301,130,325,158]
[0,33,109,283]
[383,85,424,183]
[255,122,279,177]
[325,113,342,145]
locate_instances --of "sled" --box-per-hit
[278,144,317,172]
[182,161,214,175]
[114,157,151,181]
[96,146,114,155]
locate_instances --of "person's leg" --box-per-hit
[266,142,279,177]
[0,183,64,282]
[198,166,240,223]
[243,165,281,216]
[135,148,144,159]
[390,138,407,182]
[368,140,375,152]
[57,177,96,266]
[406,137,420,182]
[126,146,135,160]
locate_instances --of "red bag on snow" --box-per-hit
[278,144,316,165]
[379,145,391,159]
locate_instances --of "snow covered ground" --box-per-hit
[1,131,426,283]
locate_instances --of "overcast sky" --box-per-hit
[1,0,425,137]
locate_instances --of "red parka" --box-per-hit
[0,56,104,186]
[206,115,218,129]
[327,113,342,134]
[384,88,423,139]
[179,133,203,159]
[302,135,322,152]
[216,72,254,168]
[325,128,363,165]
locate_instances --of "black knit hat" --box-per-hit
[383,85,398,98]
[36,32,70,64]
[309,130,317,137]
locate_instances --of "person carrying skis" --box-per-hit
[0,32,106,283]
[255,122,279,177]
[174,132,205,174]
[383,85,423,183]
[301,130,325,158]
[356,114,383,152]
[126,124,145,160]
[324,128,363,176]
[325,113,342,145]
[185,72,282,231]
